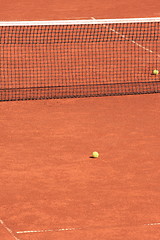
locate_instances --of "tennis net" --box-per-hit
[0,18,160,101]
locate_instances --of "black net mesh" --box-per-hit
[0,21,160,101]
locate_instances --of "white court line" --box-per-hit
[145,222,160,226]
[17,227,82,234]
[92,17,160,58]
[0,219,20,240]
[16,223,160,235]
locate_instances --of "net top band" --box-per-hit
[0,17,160,26]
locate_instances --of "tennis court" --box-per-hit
[0,19,160,100]
[0,0,160,239]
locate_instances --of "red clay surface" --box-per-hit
[0,0,160,21]
[0,94,160,240]
[0,0,160,239]
[0,221,18,240]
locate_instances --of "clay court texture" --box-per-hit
[0,0,160,239]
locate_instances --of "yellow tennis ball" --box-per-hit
[153,69,159,75]
[92,151,99,158]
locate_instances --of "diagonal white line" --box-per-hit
[92,16,160,58]
[107,27,160,57]
[0,219,20,240]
